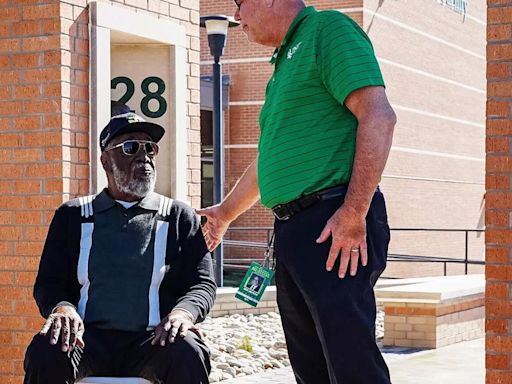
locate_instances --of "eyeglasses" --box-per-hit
[105,140,159,156]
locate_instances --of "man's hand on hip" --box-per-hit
[40,305,85,352]
[195,205,232,251]
[316,205,368,278]
[152,309,198,347]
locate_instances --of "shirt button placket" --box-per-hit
[122,211,128,231]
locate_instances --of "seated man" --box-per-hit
[24,110,216,384]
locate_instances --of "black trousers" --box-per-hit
[23,327,210,384]
[274,189,391,384]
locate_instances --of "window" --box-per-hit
[439,0,469,15]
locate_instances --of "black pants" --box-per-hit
[274,189,391,384]
[23,327,210,384]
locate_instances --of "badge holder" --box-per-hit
[235,234,275,307]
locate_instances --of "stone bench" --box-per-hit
[77,378,150,383]
[375,274,484,349]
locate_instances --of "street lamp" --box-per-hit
[200,15,239,287]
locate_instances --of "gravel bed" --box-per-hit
[200,310,384,382]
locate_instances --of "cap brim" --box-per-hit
[115,121,165,143]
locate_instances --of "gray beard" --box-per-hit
[111,161,156,199]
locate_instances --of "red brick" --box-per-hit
[22,68,61,83]
[487,282,510,299]
[22,99,60,114]
[43,50,61,66]
[489,82,512,97]
[0,301,13,316]
[487,355,509,370]
[43,114,62,129]
[14,116,40,130]
[487,43,512,61]
[0,101,21,116]
[0,227,22,241]
[13,331,35,346]
[15,211,42,225]
[488,119,512,135]
[14,300,37,315]
[41,19,60,34]
[14,84,40,99]
[0,8,21,22]
[13,271,36,286]
[488,24,512,41]
[486,192,512,209]
[0,332,13,344]
[487,247,511,264]
[0,345,25,359]
[487,101,510,118]
[487,370,512,384]
[25,163,61,178]
[15,242,43,256]
[24,226,49,241]
[487,335,512,352]
[13,180,41,194]
[487,229,512,245]
[0,272,14,285]
[43,82,61,98]
[0,256,24,271]
[0,196,20,209]
[0,211,13,225]
[487,300,512,318]
[486,174,510,191]
[12,148,41,162]
[11,20,41,36]
[0,55,9,69]
[22,4,60,20]
[25,195,63,209]
[488,156,512,173]
[487,136,510,152]
[0,287,26,301]
[0,38,21,53]
[24,132,61,147]
[25,317,44,331]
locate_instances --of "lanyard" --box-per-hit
[263,233,275,271]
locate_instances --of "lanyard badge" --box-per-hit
[235,234,275,307]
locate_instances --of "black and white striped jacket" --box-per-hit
[33,189,216,331]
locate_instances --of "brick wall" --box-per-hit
[0,1,199,382]
[486,1,512,382]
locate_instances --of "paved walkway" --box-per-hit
[224,338,484,384]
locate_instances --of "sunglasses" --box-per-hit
[105,140,159,156]
[234,0,242,9]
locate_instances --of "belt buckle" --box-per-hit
[273,204,291,220]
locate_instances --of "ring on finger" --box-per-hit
[350,248,359,253]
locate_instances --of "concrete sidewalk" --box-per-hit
[224,338,484,384]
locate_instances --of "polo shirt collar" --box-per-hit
[270,6,316,64]
[138,191,161,211]
[93,189,161,213]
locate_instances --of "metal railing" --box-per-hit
[223,227,485,275]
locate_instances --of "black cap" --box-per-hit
[99,112,165,151]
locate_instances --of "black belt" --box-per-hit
[272,185,348,221]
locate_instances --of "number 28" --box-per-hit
[111,76,167,119]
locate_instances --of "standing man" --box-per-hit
[197,1,396,383]
[24,110,216,384]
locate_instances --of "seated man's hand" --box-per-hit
[40,305,85,353]
[152,309,197,347]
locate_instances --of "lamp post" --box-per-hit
[200,15,239,287]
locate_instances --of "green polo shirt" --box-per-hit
[257,6,385,208]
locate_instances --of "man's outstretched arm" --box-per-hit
[196,156,260,251]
